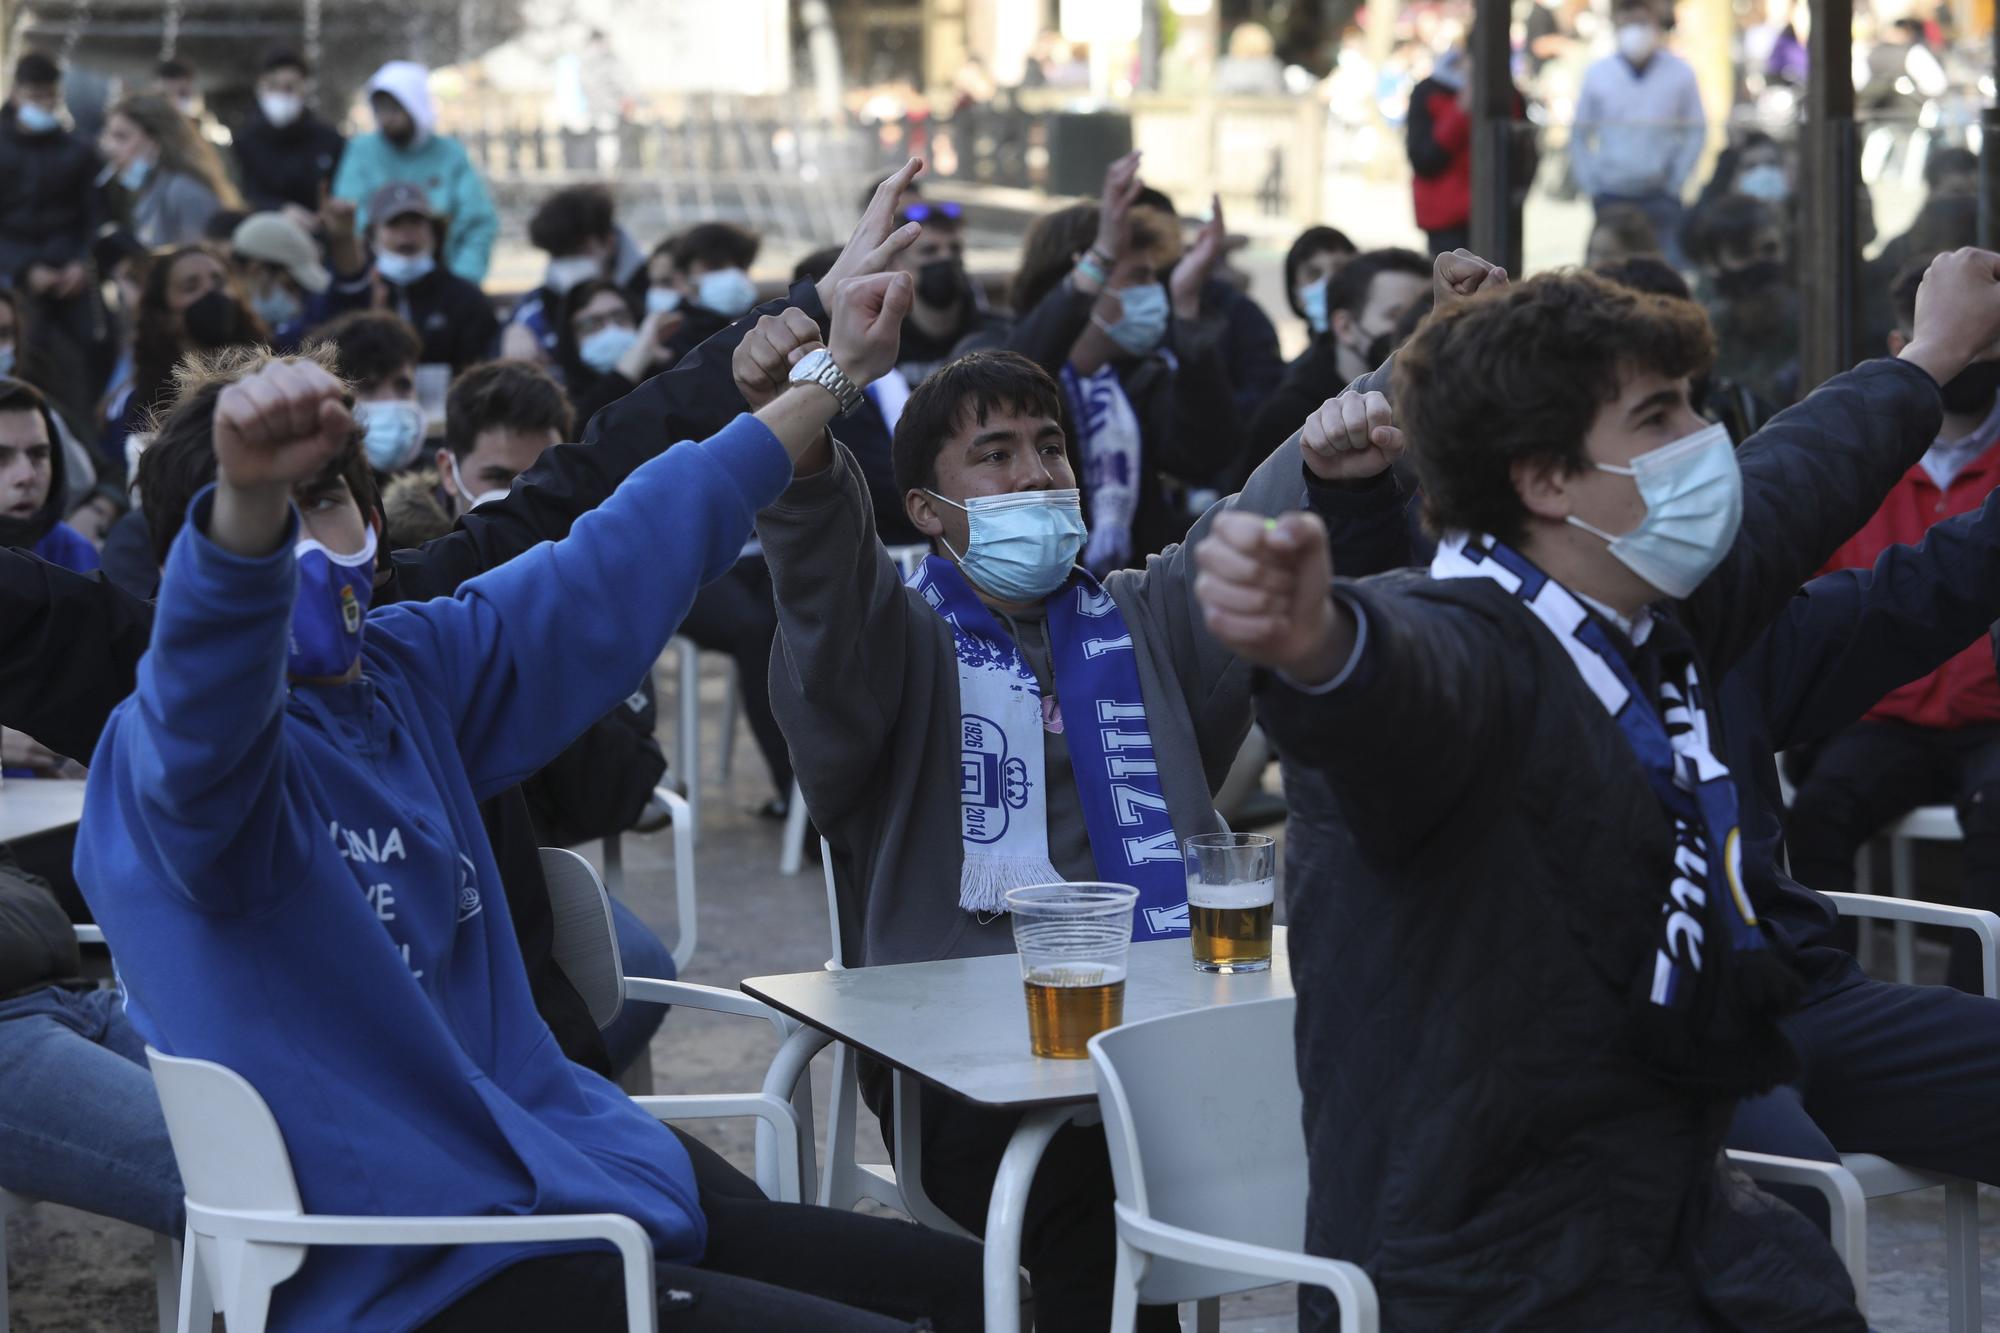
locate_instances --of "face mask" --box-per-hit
[448,451,510,515]
[579,323,638,374]
[353,399,426,472]
[375,249,435,286]
[258,91,303,128]
[915,259,966,309]
[1713,258,1784,301]
[1617,22,1659,62]
[181,289,243,348]
[15,102,60,134]
[545,255,601,295]
[174,97,200,119]
[694,267,758,319]
[925,488,1088,603]
[645,286,683,316]
[289,524,377,679]
[1363,329,1396,372]
[1940,360,2000,416]
[1096,282,1170,358]
[382,120,416,149]
[1735,164,1789,203]
[0,345,15,377]
[251,285,303,331]
[1298,282,1330,335]
[1567,421,1742,600]
[118,157,152,192]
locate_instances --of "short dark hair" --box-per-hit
[793,244,843,286]
[1326,248,1429,323]
[259,48,309,76]
[1925,146,1978,191]
[528,185,616,258]
[1135,186,1177,217]
[155,58,194,82]
[892,351,1066,496]
[14,52,60,87]
[443,359,573,460]
[1010,203,1167,315]
[1593,254,1693,301]
[670,222,759,273]
[1689,194,1781,267]
[140,348,379,567]
[312,311,422,392]
[1396,271,1715,546]
[1283,225,1358,318]
[204,208,248,244]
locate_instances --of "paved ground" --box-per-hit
[8,653,2000,1330]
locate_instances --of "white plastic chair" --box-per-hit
[148,1048,659,1333]
[664,637,705,844]
[1088,995,1378,1332]
[1851,804,1961,985]
[1,923,178,1333]
[540,847,807,1203]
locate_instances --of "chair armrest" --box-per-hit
[72,924,105,946]
[1112,1206,1379,1333]
[654,786,697,974]
[631,1092,803,1202]
[621,977,793,1040]
[1725,1150,1868,1302]
[1820,892,2000,997]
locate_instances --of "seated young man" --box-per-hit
[740,162,1450,1330]
[1194,252,2000,1331]
[75,277,986,1331]
[316,309,427,474]
[1788,255,2000,993]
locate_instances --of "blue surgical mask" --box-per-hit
[694,267,758,319]
[925,488,1087,603]
[353,399,426,472]
[579,323,638,374]
[251,286,303,332]
[117,157,152,192]
[645,286,684,316]
[1095,283,1169,357]
[1735,164,1789,203]
[0,345,15,377]
[1567,421,1742,600]
[289,525,377,678]
[1298,282,1330,336]
[15,103,60,134]
[375,250,435,286]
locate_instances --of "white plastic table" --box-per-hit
[0,778,87,844]
[743,930,1293,1332]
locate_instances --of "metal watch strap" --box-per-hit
[792,350,865,416]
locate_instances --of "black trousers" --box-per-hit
[1788,718,2000,993]
[421,1129,984,1331]
[676,556,793,800]
[1424,225,1471,258]
[892,1087,1179,1333]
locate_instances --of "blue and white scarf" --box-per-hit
[1060,363,1142,576]
[910,556,1189,938]
[1432,534,1791,1066]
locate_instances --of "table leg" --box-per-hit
[983,1106,1073,1333]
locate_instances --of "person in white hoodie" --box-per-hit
[332,60,498,284]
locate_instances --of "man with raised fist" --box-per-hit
[1197,248,2000,1332]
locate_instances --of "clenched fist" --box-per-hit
[214,359,354,494]
[1901,247,2000,389]
[734,308,827,412]
[1194,509,1355,685]
[1434,248,1507,309]
[1301,390,1403,482]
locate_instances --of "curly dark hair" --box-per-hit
[310,310,422,393]
[528,185,616,258]
[1395,270,1715,546]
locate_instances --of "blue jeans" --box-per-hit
[601,896,674,1077]
[0,984,183,1234]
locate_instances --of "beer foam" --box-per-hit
[1186,877,1275,909]
[1025,964,1128,987]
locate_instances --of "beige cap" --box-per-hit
[230,212,332,295]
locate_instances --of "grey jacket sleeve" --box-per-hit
[758,438,921,824]
[159,172,222,247]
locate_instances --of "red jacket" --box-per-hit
[1407,82,1472,231]
[1821,433,2000,728]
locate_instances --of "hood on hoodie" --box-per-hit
[0,389,67,551]
[365,61,436,148]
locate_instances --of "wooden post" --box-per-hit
[1468,0,1519,272]
[1799,0,1857,391]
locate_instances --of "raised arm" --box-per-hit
[1004,152,1144,376]
[1682,248,2000,674]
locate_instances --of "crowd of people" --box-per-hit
[3,19,2000,1333]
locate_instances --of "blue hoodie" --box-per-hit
[76,415,791,1332]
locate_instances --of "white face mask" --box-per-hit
[694,267,758,320]
[645,286,683,317]
[545,255,601,295]
[448,451,510,517]
[258,91,303,128]
[1566,421,1742,600]
[1617,22,1659,62]
[353,399,425,472]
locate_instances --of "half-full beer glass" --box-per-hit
[1184,833,1275,973]
[1005,883,1138,1058]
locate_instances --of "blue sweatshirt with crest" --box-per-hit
[75,414,791,1332]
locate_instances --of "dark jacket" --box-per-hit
[1205,276,1285,429]
[1267,357,1939,1332]
[965,277,1238,561]
[326,260,499,374]
[231,108,345,214]
[0,106,102,279]
[1244,340,1345,484]
[0,847,83,999]
[522,679,668,848]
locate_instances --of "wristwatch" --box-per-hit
[787,348,865,416]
